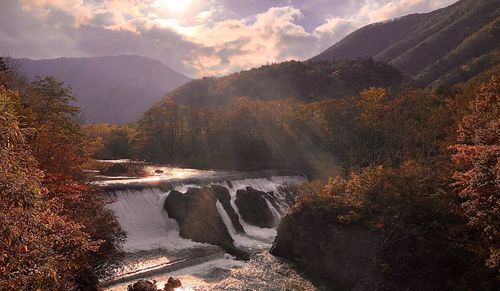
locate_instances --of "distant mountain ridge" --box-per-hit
[312,0,500,87]
[15,55,190,124]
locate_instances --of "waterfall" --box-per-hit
[215,200,275,249]
[103,173,306,288]
[212,176,304,246]
[106,188,201,252]
[106,175,304,252]
[264,197,281,222]
[216,201,238,237]
[221,176,303,242]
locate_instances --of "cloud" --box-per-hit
[185,7,317,76]
[1,0,459,77]
[358,0,458,23]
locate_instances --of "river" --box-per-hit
[95,164,321,290]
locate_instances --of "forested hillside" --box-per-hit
[312,0,500,87]
[164,59,403,106]
[15,55,190,124]
[123,59,404,169]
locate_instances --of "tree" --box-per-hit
[22,77,93,176]
[0,57,9,73]
[0,86,99,290]
[450,75,499,269]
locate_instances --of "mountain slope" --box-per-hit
[162,59,403,106]
[16,55,190,124]
[312,0,500,87]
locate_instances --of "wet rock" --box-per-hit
[127,280,158,291]
[270,206,383,290]
[164,188,249,260]
[211,185,245,233]
[235,187,277,228]
[164,190,189,221]
[163,277,182,291]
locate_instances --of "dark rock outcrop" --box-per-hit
[235,187,277,228]
[270,206,384,290]
[211,185,245,233]
[127,280,158,291]
[127,278,183,291]
[163,277,182,291]
[164,188,249,260]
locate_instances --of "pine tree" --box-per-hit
[0,57,9,73]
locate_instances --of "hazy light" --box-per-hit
[154,0,193,12]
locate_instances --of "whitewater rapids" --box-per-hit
[102,168,311,289]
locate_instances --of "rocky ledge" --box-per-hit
[270,205,384,290]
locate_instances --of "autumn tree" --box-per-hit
[0,86,100,290]
[22,77,126,274]
[450,75,499,269]
[0,72,125,286]
[85,124,132,159]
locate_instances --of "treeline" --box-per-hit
[100,85,454,175]
[0,58,124,290]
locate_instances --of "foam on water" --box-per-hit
[264,196,281,222]
[173,183,202,193]
[215,201,271,249]
[215,176,304,243]
[106,188,202,252]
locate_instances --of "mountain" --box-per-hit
[15,55,190,124]
[312,0,500,87]
[161,59,403,107]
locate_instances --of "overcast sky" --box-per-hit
[0,0,458,77]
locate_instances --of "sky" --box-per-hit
[0,0,458,77]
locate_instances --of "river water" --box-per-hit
[98,165,320,290]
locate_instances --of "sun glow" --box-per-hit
[154,0,193,12]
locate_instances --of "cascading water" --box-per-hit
[106,188,202,252]
[102,170,311,290]
[219,176,303,242]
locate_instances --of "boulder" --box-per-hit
[163,277,182,291]
[270,206,383,290]
[127,280,158,291]
[211,185,245,233]
[164,188,249,260]
[235,187,277,228]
